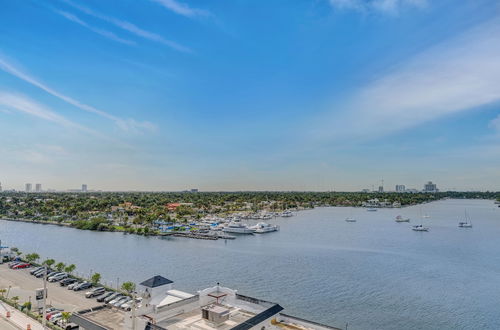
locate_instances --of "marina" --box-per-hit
[1,199,500,329]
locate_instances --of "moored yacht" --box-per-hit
[281,210,293,217]
[250,222,279,233]
[222,222,255,234]
[412,224,429,232]
[395,215,410,222]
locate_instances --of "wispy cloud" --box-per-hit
[0,91,89,131]
[0,56,156,133]
[151,0,210,18]
[490,115,500,131]
[329,0,427,14]
[60,0,191,53]
[54,10,135,45]
[315,19,500,140]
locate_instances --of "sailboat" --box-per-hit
[458,210,472,228]
[345,209,356,222]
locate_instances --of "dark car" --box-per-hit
[104,293,123,303]
[60,278,77,287]
[73,282,92,291]
[96,291,114,302]
[30,266,45,275]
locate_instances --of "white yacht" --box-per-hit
[262,213,273,220]
[222,222,255,234]
[458,210,472,228]
[345,217,356,222]
[395,215,410,222]
[250,222,279,233]
[412,224,429,232]
[281,210,293,217]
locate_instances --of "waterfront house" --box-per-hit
[71,275,341,330]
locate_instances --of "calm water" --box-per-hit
[1,199,500,330]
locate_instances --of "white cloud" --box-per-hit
[0,92,88,131]
[490,115,500,131]
[54,10,135,45]
[60,0,190,53]
[316,19,500,140]
[329,0,427,14]
[0,56,157,133]
[151,0,209,18]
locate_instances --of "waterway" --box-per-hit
[1,199,499,330]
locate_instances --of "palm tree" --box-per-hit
[64,264,76,275]
[43,259,55,269]
[55,262,65,272]
[11,296,19,307]
[91,273,101,285]
[121,281,136,293]
[61,312,71,325]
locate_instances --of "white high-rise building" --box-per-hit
[81,184,88,192]
[35,183,42,192]
[25,183,32,192]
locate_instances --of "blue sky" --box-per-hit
[0,0,499,191]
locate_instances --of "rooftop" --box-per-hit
[140,275,173,288]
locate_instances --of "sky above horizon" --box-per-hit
[1,0,499,192]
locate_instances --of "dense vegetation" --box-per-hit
[0,191,498,233]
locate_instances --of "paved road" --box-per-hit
[0,263,100,313]
[0,317,21,330]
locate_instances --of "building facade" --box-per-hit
[395,185,406,192]
[423,181,438,192]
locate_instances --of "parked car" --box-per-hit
[67,282,82,290]
[48,312,62,321]
[106,294,124,305]
[46,310,63,320]
[111,297,130,308]
[64,323,79,330]
[48,273,68,282]
[8,261,22,268]
[45,271,61,279]
[60,278,77,287]
[30,266,45,275]
[45,307,62,314]
[73,282,92,291]
[121,297,142,311]
[85,287,105,298]
[35,270,49,278]
[12,263,31,269]
[104,293,123,303]
[96,291,114,302]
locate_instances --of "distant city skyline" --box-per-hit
[1,1,499,191]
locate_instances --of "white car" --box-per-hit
[113,297,131,308]
[67,282,82,290]
[48,273,68,282]
[120,297,142,311]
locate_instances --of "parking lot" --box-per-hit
[0,263,100,313]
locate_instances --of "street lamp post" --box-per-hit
[42,265,47,329]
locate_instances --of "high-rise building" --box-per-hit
[378,186,384,193]
[35,183,42,192]
[25,183,32,192]
[82,184,88,192]
[395,185,406,192]
[0,182,2,192]
[423,181,438,192]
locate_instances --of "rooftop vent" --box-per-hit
[202,305,230,325]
